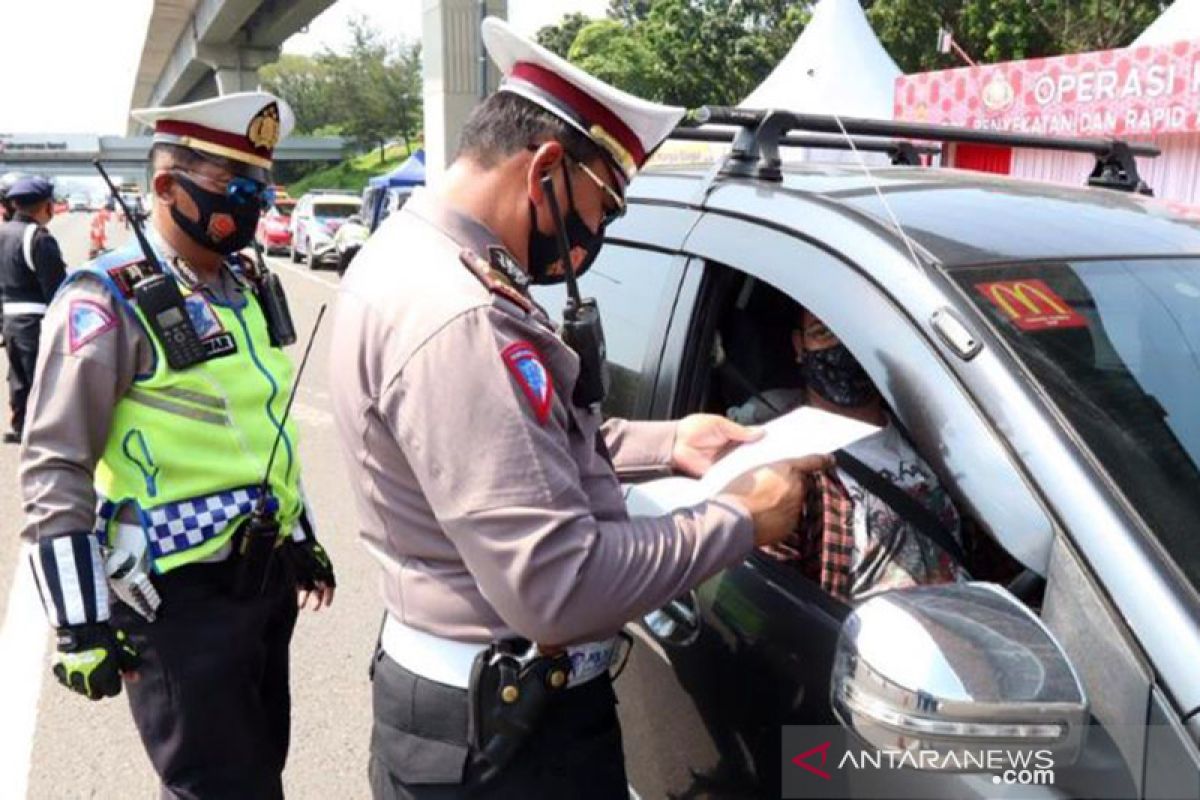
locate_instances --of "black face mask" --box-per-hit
[170,173,262,255]
[526,164,604,285]
[801,344,879,408]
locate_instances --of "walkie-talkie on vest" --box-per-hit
[94,160,207,370]
[540,173,607,408]
[231,304,326,599]
[251,240,297,347]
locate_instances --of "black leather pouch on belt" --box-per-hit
[467,640,573,784]
[230,512,279,599]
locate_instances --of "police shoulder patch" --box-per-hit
[68,299,117,353]
[501,341,554,424]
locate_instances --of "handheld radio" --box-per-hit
[540,173,608,408]
[94,161,207,370]
[251,240,297,347]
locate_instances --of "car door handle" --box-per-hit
[642,591,701,646]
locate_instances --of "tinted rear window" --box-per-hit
[953,259,1200,589]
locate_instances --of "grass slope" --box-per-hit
[288,143,416,198]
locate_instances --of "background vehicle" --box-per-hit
[332,213,369,275]
[256,197,296,254]
[67,193,89,212]
[290,191,359,269]
[361,184,414,233]
[533,111,1200,799]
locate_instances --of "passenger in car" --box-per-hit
[728,308,969,601]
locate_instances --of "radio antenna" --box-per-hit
[257,304,326,504]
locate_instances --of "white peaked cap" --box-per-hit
[132,91,295,179]
[481,16,685,182]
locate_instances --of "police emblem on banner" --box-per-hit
[501,341,554,423]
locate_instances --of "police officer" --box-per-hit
[19,92,336,799]
[1,175,66,443]
[0,171,24,222]
[330,18,830,799]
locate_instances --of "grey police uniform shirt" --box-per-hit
[18,242,252,544]
[330,189,754,646]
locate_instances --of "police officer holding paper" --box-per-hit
[0,175,66,443]
[18,92,335,799]
[330,18,831,799]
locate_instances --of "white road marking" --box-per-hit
[0,546,50,800]
[267,257,340,290]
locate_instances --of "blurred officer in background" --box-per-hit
[0,175,65,443]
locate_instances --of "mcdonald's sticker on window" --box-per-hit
[976,279,1087,331]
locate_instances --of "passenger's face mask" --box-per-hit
[169,172,264,254]
[526,163,604,285]
[801,343,879,408]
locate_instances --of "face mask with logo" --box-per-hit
[801,344,879,408]
[526,163,604,285]
[169,173,264,255]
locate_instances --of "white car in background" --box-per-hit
[290,192,360,269]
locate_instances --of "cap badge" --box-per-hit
[248,103,282,151]
[589,124,636,177]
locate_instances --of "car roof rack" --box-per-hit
[678,106,1160,195]
[670,127,939,167]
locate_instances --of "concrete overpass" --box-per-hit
[0,132,344,188]
[128,0,338,130]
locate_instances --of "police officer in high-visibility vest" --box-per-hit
[331,18,830,799]
[0,175,66,443]
[19,92,336,800]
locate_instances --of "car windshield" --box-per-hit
[953,259,1200,588]
[274,201,295,217]
[313,202,357,219]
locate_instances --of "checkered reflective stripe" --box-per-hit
[93,487,279,560]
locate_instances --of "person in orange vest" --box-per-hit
[88,206,111,258]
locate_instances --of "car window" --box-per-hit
[674,212,1057,575]
[530,244,682,418]
[951,259,1200,590]
[313,202,358,219]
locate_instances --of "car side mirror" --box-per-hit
[832,582,1088,771]
[347,214,362,225]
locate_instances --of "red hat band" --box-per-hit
[155,119,273,169]
[510,62,645,174]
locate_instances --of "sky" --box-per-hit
[0,0,608,135]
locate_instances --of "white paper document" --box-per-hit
[624,406,880,516]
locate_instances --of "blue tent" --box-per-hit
[368,149,425,188]
[364,149,424,231]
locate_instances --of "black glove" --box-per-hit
[286,539,336,591]
[52,623,139,701]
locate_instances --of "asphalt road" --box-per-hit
[0,212,379,799]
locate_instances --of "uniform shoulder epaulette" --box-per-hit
[458,248,533,314]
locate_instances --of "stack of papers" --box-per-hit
[625,406,879,516]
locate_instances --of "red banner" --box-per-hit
[895,40,1200,137]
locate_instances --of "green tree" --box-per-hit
[866,0,1168,73]
[536,12,592,58]
[568,20,658,98]
[320,16,423,163]
[259,54,336,135]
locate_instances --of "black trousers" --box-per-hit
[369,653,629,800]
[3,314,41,435]
[110,557,299,800]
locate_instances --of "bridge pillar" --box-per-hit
[197,44,281,95]
[422,0,507,184]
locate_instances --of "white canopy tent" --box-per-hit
[741,0,901,118]
[651,0,903,167]
[1133,0,1200,46]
